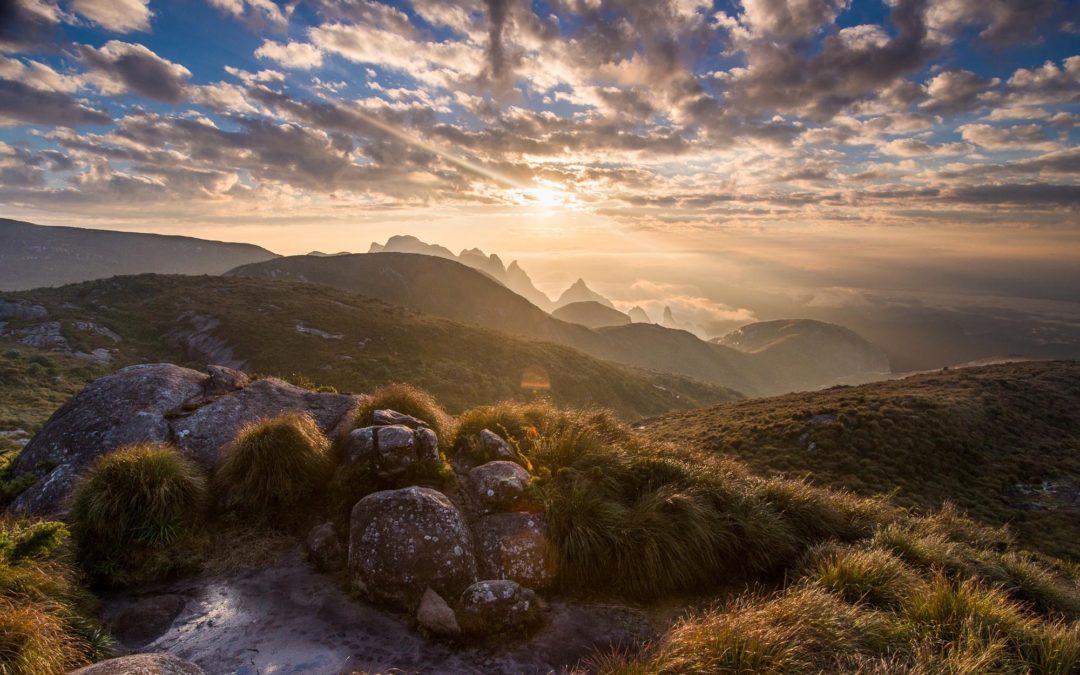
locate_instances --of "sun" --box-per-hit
[513,181,579,211]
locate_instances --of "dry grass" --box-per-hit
[214,413,331,524]
[352,383,455,448]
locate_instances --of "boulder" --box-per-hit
[372,409,430,429]
[172,377,357,469]
[479,429,517,462]
[457,580,542,636]
[474,512,556,589]
[347,424,441,480]
[105,593,187,647]
[416,587,461,637]
[0,299,48,319]
[306,522,344,572]
[467,461,531,513]
[349,486,477,607]
[8,463,78,517]
[9,364,207,516]
[69,653,206,675]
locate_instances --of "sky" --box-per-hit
[0,0,1079,349]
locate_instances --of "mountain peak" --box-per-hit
[556,278,614,309]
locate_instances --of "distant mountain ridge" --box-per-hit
[0,219,277,291]
[552,301,631,328]
[369,234,556,310]
[228,253,893,397]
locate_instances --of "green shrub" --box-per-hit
[214,413,331,522]
[352,383,454,447]
[71,443,207,585]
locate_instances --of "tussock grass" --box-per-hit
[215,413,331,522]
[0,519,112,674]
[71,443,207,586]
[622,584,901,674]
[352,383,455,447]
[802,543,921,609]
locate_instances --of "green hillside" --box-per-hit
[641,361,1080,560]
[0,275,738,423]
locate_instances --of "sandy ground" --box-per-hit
[102,549,656,675]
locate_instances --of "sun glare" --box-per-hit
[512,182,579,211]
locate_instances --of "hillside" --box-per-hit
[228,254,892,397]
[715,319,891,386]
[0,219,277,290]
[0,275,739,423]
[640,360,1080,560]
[551,301,631,329]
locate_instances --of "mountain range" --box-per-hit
[0,218,276,291]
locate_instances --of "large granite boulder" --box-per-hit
[173,377,358,469]
[8,364,360,517]
[457,580,542,637]
[9,364,208,516]
[347,424,440,480]
[69,654,206,675]
[349,486,477,607]
[467,461,531,513]
[474,512,556,589]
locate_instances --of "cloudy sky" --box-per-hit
[1,0,1079,346]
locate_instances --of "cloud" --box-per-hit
[78,40,192,103]
[207,0,290,31]
[957,123,1059,151]
[254,39,324,70]
[0,79,111,127]
[71,0,151,33]
[737,0,851,40]
[923,0,1057,46]
[921,69,1000,113]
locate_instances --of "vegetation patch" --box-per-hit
[351,383,456,447]
[0,519,113,674]
[214,413,331,525]
[71,444,207,586]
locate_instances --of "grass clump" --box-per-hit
[214,413,331,523]
[352,383,454,447]
[71,443,207,586]
[801,543,920,609]
[614,584,900,674]
[0,519,113,674]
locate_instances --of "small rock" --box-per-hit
[106,594,186,648]
[306,522,344,572]
[467,461,531,513]
[204,364,250,396]
[349,486,478,607]
[479,429,517,462]
[458,580,542,637]
[347,424,442,480]
[373,409,430,429]
[69,653,206,675]
[474,512,556,589]
[16,321,68,351]
[416,587,461,637]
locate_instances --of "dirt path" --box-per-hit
[103,550,656,674]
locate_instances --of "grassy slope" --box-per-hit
[641,361,1080,560]
[2,275,738,419]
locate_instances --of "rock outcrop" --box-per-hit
[306,522,345,572]
[8,363,358,516]
[416,587,461,637]
[349,486,478,607]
